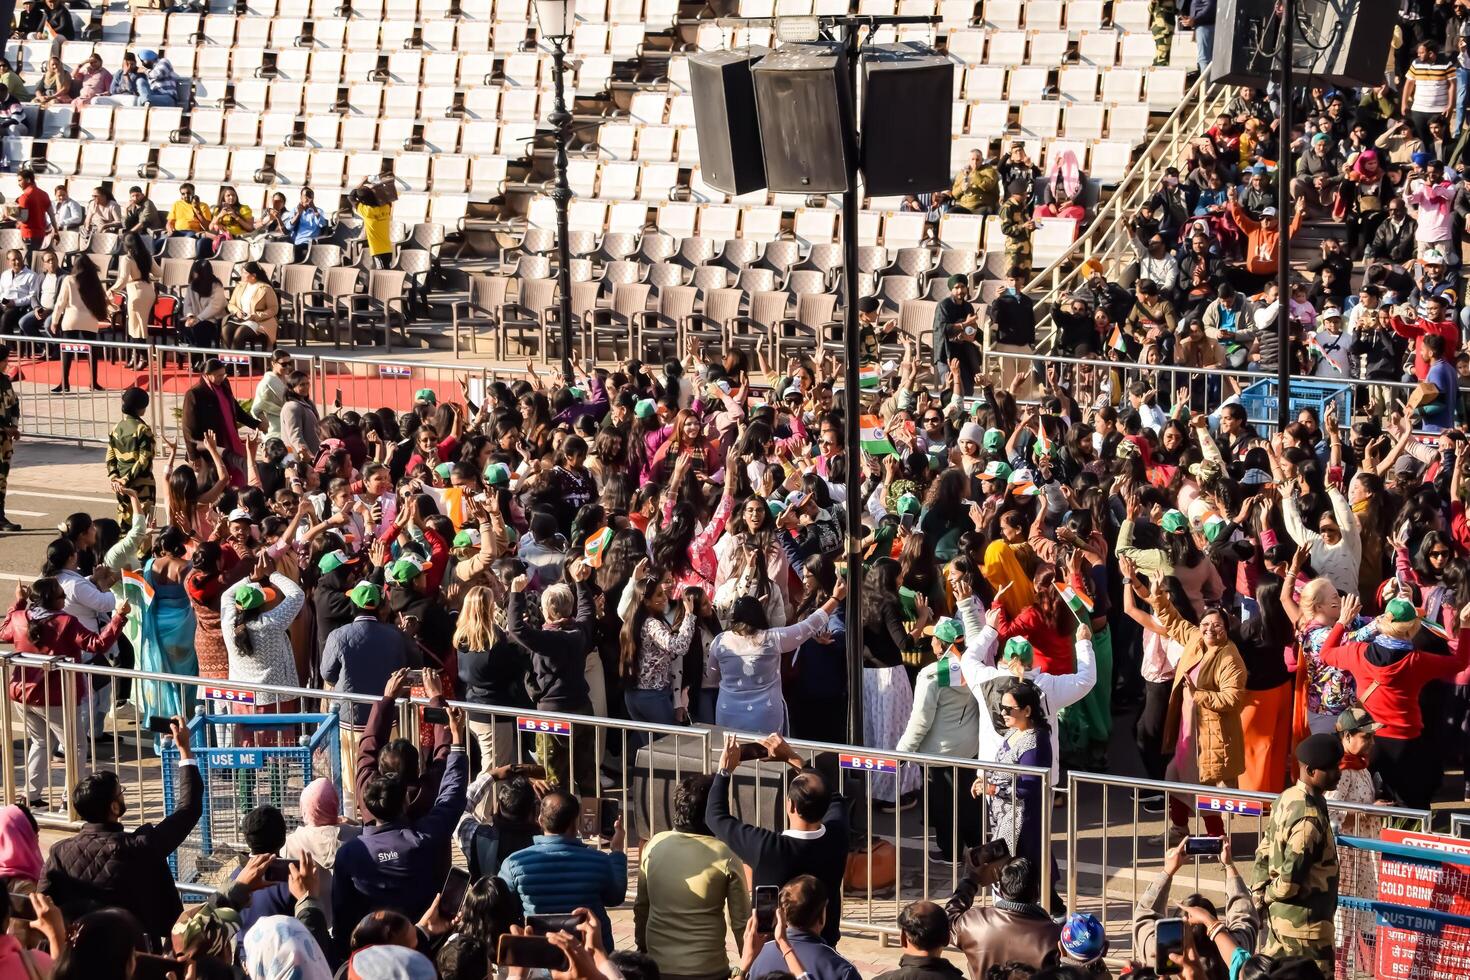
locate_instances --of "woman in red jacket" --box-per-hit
[1318,594,1470,809]
[0,578,128,808]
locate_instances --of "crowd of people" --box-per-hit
[0,4,1468,980]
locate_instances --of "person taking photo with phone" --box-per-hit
[1132,835,1258,980]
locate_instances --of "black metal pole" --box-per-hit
[840,24,864,749]
[549,37,576,384]
[1275,0,1294,431]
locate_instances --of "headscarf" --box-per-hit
[1047,149,1083,201]
[172,903,241,961]
[299,778,342,827]
[243,916,334,980]
[1352,148,1380,178]
[347,946,437,980]
[982,540,1034,618]
[0,806,42,882]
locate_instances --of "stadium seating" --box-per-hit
[5,0,1190,352]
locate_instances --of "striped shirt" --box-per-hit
[1409,59,1455,113]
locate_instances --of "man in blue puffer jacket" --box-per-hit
[498,791,628,949]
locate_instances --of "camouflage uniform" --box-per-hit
[1150,0,1176,66]
[1250,781,1339,977]
[0,369,17,515]
[998,199,1034,278]
[105,414,156,530]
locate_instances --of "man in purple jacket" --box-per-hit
[331,706,468,948]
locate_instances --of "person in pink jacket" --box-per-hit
[0,578,128,806]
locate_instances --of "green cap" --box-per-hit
[1160,510,1188,534]
[452,527,480,549]
[1002,637,1034,668]
[387,553,431,582]
[235,583,270,612]
[347,581,383,609]
[567,385,585,399]
[982,428,1004,452]
[483,462,511,487]
[1386,597,1418,623]
[767,497,786,517]
[1201,516,1228,543]
[317,549,357,575]
[895,492,921,517]
[414,388,436,404]
[634,398,657,419]
[932,617,963,647]
[982,460,1012,481]
[434,462,453,480]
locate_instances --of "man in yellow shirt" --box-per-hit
[351,182,394,268]
[166,182,214,259]
[949,148,1000,216]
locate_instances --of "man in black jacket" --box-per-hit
[873,902,966,980]
[42,717,202,944]
[706,733,848,948]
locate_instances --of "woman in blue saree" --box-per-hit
[133,527,198,745]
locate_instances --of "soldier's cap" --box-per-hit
[1335,706,1383,737]
[1295,732,1345,771]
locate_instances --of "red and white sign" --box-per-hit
[378,365,413,378]
[839,753,898,774]
[517,716,570,735]
[200,685,256,705]
[1377,829,1470,979]
[1195,794,1265,816]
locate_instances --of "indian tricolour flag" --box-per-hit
[860,415,895,455]
[858,364,880,389]
[120,568,154,605]
[1421,618,1451,641]
[1108,325,1127,353]
[1055,581,1094,625]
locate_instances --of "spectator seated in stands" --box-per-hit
[0,92,29,170]
[0,59,23,103]
[33,0,75,40]
[53,185,82,232]
[286,188,332,261]
[206,185,255,252]
[224,261,280,350]
[85,186,122,236]
[104,52,144,106]
[71,54,110,107]
[1037,149,1089,228]
[258,192,289,239]
[0,248,38,336]
[123,185,164,240]
[135,49,181,108]
[948,148,999,217]
[31,57,70,107]
[167,183,214,258]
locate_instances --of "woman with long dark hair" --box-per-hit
[114,232,155,368]
[133,525,199,738]
[1116,495,1223,617]
[280,371,321,461]
[619,573,698,728]
[0,576,126,804]
[652,470,735,593]
[179,258,226,351]
[975,678,1052,878]
[165,431,230,542]
[860,558,925,805]
[50,254,110,392]
[705,577,845,735]
[785,555,847,745]
[221,551,305,741]
[1234,573,1296,794]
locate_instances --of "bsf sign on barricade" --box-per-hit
[1376,830,1470,979]
[517,716,572,735]
[839,753,899,774]
[162,711,341,883]
[1196,794,1266,816]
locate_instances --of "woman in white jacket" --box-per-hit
[956,584,1097,783]
[220,551,306,744]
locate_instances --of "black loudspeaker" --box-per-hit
[860,43,954,197]
[687,48,767,197]
[1210,0,1395,87]
[752,42,856,194]
[1303,0,1396,88]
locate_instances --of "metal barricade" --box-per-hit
[2,334,156,446]
[1065,770,1432,961]
[3,656,1053,942]
[983,348,1431,427]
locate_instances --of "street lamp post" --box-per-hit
[534,0,578,385]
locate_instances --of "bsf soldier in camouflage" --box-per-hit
[1150,0,1176,66]
[0,345,18,532]
[106,387,156,530]
[1250,733,1342,977]
[998,180,1035,279]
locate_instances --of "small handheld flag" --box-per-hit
[860,414,895,456]
[1055,581,1094,625]
[1107,325,1127,353]
[858,364,881,389]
